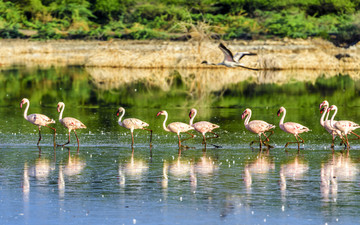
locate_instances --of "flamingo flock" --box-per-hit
[20,98,360,151]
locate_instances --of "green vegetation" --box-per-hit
[0,0,359,46]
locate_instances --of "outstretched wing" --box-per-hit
[234,52,257,62]
[218,43,235,62]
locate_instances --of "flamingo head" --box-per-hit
[57,102,65,113]
[20,98,28,108]
[157,111,165,117]
[277,107,284,117]
[241,109,250,119]
[320,107,326,114]
[116,107,125,117]
[189,108,196,119]
[327,105,337,113]
[319,100,329,109]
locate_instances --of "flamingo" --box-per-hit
[116,107,152,147]
[189,108,219,145]
[57,102,86,147]
[241,108,275,149]
[277,106,310,149]
[201,43,258,70]
[20,98,56,146]
[328,105,360,149]
[157,110,194,148]
[319,100,342,148]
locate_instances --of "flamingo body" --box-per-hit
[277,106,309,149]
[189,108,219,145]
[242,108,275,148]
[20,98,56,145]
[117,107,152,146]
[201,43,258,70]
[157,110,194,147]
[57,102,86,147]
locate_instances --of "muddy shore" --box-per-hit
[0,38,359,70]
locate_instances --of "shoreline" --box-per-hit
[0,38,359,70]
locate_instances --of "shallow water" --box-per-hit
[1,66,360,224]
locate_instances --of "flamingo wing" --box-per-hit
[283,122,309,134]
[27,113,55,126]
[61,117,86,130]
[193,121,219,133]
[168,122,194,133]
[248,120,275,133]
[123,118,149,129]
[335,120,360,133]
[218,43,235,62]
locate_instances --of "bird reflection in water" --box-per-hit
[28,146,54,182]
[279,154,309,199]
[63,147,86,177]
[23,162,30,202]
[118,147,149,188]
[320,151,357,202]
[243,151,275,193]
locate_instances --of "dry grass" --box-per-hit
[0,39,360,70]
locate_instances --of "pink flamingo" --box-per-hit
[116,107,152,147]
[157,110,194,148]
[328,105,360,149]
[242,108,275,148]
[20,98,56,146]
[319,100,342,148]
[57,102,86,147]
[189,108,219,145]
[277,106,310,149]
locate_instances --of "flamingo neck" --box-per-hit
[59,104,65,120]
[23,101,29,120]
[244,110,251,126]
[118,109,125,126]
[279,108,286,126]
[320,105,327,126]
[189,110,197,125]
[330,107,337,128]
[162,112,170,132]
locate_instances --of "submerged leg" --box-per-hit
[37,126,42,146]
[45,125,56,146]
[131,131,134,147]
[59,131,71,146]
[142,128,153,147]
[74,130,80,147]
[284,134,304,149]
[180,132,194,143]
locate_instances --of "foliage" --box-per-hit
[0,0,359,45]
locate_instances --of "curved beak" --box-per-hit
[277,109,281,117]
[20,102,23,108]
[189,111,192,119]
[156,111,162,117]
[241,111,246,119]
[57,105,61,113]
[320,107,325,114]
[319,102,324,109]
[116,109,120,116]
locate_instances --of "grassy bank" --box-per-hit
[0,39,359,70]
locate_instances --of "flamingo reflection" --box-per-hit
[321,152,357,201]
[63,147,85,177]
[118,148,149,187]
[279,154,309,194]
[243,151,275,192]
[194,151,218,175]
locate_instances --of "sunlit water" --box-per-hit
[1,66,360,224]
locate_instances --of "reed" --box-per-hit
[0,39,359,70]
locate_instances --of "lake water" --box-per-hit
[1,66,360,224]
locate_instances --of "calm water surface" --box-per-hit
[1,66,360,224]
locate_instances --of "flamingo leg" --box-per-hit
[142,128,153,146]
[37,126,42,146]
[131,131,134,147]
[261,132,274,149]
[202,134,206,145]
[348,131,360,141]
[74,130,80,147]
[284,134,304,149]
[177,134,181,147]
[45,125,56,146]
[180,132,194,143]
[203,131,219,143]
[59,131,71,147]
